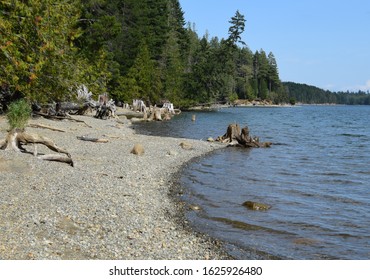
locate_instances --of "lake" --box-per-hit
[134,105,370,259]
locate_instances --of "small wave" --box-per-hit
[312,172,347,176]
[320,178,363,186]
[320,194,364,205]
[338,133,368,138]
[271,142,289,146]
[211,217,294,236]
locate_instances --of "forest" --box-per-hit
[1,0,369,113]
[0,0,284,111]
[283,82,370,105]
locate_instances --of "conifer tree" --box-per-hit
[227,10,246,46]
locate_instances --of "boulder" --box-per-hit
[242,201,271,211]
[179,141,192,150]
[131,143,144,155]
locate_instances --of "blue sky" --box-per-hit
[179,0,370,92]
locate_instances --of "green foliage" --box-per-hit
[283,82,370,105]
[0,0,84,103]
[228,92,239,103]
[0,1,286,108]
[227,10,246,46]
[6,99,32,130]
[119,43,162,103]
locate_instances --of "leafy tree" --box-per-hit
[0,1,288,109]
[0,0,84,103]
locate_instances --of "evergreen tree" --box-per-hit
[227,10,246,46]
[161,30,184,104]
[121,42,161,104]
[253,50,269,99]
[267,52,280,93]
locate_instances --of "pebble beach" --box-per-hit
[0,112,230,260]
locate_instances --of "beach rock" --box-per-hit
[131,143,145,155]
[292,238,318,246]
[242,201,271,211]
[189,204,202,211]
[0,115,230,260]
[130,117,143,122]
[180,141,192,150]
[207,137,214,142]
[167,150,178,156]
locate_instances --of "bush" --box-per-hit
[7,99,32,130]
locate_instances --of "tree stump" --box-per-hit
[216,123,271,148]
[216,123,241,143]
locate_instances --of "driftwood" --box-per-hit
[33,97,116,120]
[77,136,109,143]
[0,128,73,166]
[148,106,174,121]
[216,124,271,148]
[33,112,92,128]
[58,102,92,115]
[28,123,66,132]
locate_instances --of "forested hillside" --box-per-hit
[1,0,285,110]
[283,82,370,105]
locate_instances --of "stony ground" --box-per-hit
[0,113,230,260]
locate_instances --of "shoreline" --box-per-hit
[0,114,231,260]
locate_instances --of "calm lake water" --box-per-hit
[134,105,370,259]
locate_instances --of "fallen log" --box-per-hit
[58,102,93,115]
[37,154,74,166]
[77,136,109,143]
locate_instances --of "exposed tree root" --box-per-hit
[0,129,73,166]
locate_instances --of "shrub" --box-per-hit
[289,98,296,106]
[7,99,32,130]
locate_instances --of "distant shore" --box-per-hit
[186,102,294,111]
[0,111,231,260]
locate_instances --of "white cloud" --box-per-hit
[359,80,370,91]
[341,80,370,92]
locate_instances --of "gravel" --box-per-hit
[0,114,230,260]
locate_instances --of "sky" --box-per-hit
[179,0,370,92]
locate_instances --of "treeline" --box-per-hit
[284,82,370,105]
[1,0,285,111]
